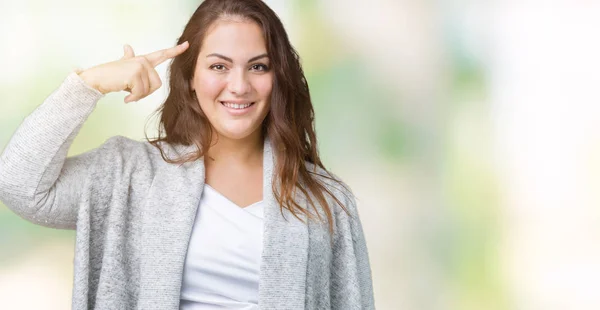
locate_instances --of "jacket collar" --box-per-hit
[138,137,308,309]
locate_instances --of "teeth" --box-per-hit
[222,102,253,109]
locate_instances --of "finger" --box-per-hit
[121,44,135,60]
[133,62,151,100]
[144,41,189,67]
[140,70,150,98]
[139,57,163,94]
[147,68,162,94]
[124,75,146,103]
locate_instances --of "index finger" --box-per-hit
[144,41,189,67]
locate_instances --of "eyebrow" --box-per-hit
[206,53,269,63]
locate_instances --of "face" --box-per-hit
[191,18,273,141]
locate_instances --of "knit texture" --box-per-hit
[0,72,375,309]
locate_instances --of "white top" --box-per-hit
[180,184,264,310]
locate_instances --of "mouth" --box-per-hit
[219,101,256,115]
[220,101,255,110]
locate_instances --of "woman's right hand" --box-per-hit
[78,41,189,103]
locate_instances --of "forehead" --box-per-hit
[200,19,267,57]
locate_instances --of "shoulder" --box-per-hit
[96,135,146,152]
[91,136,181,169]
[93,135,153,160]
[96,135,197,156]
[303,161,359,219]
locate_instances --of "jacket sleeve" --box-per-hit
[0,71,105,229]
[331,191,376,309]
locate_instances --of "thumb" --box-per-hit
[121,44,135,60]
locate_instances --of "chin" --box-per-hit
[214,125,261,141]
[217,132,252,140]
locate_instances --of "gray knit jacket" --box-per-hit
[0,72,375,309]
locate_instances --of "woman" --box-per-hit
[0,0,374,309]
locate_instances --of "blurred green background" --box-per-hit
[2,1,600,309]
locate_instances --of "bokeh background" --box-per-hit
[1,0,600,309]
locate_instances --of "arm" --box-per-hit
[0,72,105,229]
[331,192,376,309]
[0,42,189,229]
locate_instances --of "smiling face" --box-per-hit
[191,17,273,142]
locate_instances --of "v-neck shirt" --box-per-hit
[204,184,264,218]
[179,184,264,309]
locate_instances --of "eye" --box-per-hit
[250,63,269,72]
[210,64,226,71]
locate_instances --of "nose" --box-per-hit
[227,68,251,96]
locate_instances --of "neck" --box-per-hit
[205,130,264,165]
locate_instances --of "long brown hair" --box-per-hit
[147,0,350,234]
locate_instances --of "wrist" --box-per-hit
[77,69,105,94]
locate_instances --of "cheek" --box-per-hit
[196,73,226,100]
[253,75,273,99]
